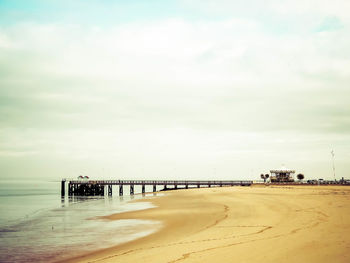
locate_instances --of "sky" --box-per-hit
[0,0,349,181]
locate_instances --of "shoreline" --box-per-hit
[61,185,350,263]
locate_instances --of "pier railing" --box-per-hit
[68,180,252,185]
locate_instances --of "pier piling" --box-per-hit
[68,183,73,196]
[61,180,66,197]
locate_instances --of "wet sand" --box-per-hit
[61,185,350,263]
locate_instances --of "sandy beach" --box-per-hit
[62,185,350,263]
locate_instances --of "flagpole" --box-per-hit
[331,150,336,181]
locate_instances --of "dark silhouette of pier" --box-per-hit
[61,179,253,196]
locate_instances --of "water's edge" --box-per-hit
[0,181,163,263]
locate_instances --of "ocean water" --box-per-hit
[0,180,162,263]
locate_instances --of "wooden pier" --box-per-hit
[61,179,253,197]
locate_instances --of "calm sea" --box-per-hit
[0,180,162,263]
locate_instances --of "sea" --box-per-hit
[0,180,162,263]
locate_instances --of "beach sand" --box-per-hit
[61,185,350,263]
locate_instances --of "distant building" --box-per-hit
[270,166,295,182]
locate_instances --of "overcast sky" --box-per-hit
[0,0,349,181]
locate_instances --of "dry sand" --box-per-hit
[62,185,350,263]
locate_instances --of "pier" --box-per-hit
[61,179,253,197]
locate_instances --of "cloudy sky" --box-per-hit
[0,0,349,181]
